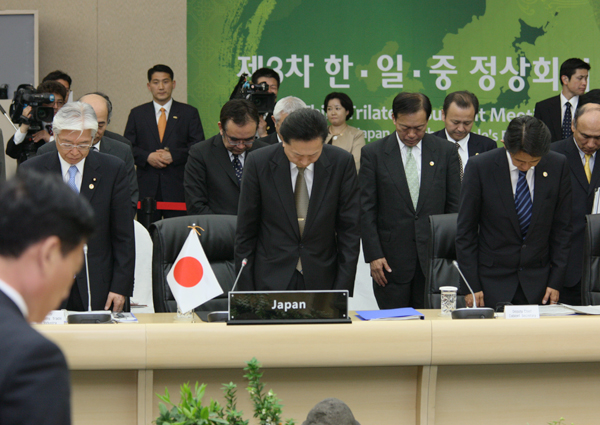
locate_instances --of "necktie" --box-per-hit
[585,154,592,183]
[515,170,532,239]
[158,108,167,142]
[232,154,243,185]
[455,142,464,182]
[405,147,419,209]
[45,124,53,136]
[562,102,573,140]
[67,165,79,194]
[295,167,309,272]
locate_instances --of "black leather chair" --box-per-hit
[582,214,600,305]
[425,213,466,309]
[150,214,237,313]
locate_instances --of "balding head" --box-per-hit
[572,103,600,155]
[79,94,108,144]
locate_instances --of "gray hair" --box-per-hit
[53,101,98,140]
[273,96,307,123]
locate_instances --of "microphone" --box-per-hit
[450,260,495,319]
[67,244,112,323]
[206,258,248,323]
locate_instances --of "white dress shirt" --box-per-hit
[290,162,315,197]
[227,150,246,166]
[445,130,470,168]
[153,98,173,124]
[506,150,535,201]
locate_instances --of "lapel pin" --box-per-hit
[93,177,97,181]
[430,161,434,166]
[173,116,178,119]
[89,184,95,189]
[475,153,479,155]
[543,172,548,177]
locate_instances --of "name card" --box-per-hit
[41,310,67,325]
[504,305,540,319]
[228,290,350,325]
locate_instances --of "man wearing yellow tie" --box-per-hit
[124,65,205,221]
[551,103,600,305]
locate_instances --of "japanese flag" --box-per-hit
[166,229,223,313]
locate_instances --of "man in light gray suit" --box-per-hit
[38,94,139,210]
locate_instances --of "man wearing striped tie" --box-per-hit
[551,104,600,305]
[456,116,572,310]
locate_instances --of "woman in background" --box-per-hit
[324,92,365,171]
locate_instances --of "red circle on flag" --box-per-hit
[173,257,204,288]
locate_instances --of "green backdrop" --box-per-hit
[187,0,600,143]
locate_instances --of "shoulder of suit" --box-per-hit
[130,101,154,114]
[431,129,446,139]
[362,132,393,151]
[469,132,497,147]
[549,138,571,153]
[535,95,560,108]
[171,100,200,113]
[190,134,220,153]
[424,132,454,148]
[88,150,127,169]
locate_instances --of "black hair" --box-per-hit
[442,91,479,116]
[280,108,328,144]
[2,171,95,257]
[251,68,280,88]
[220,99,259,130]
[503,116,551,158]
[37,81,68,101]
[392,92,432,119]
[560,58,590,82]
[579,89,600,108]
[147,64,174,82]
[42,70,72,87]
[323,92,354,120]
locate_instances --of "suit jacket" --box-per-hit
[184,134,269,215]
[256,132,279,145]
[37,136,139,209]
[551,137,600,287]
[20,151,135,310]
[326,125,366,171]
[235,143,360,293]
[456,148,572,307]
[124,100,204,202]
[360,133,461,282]
[431,129,497,156]
[534,95,564,142]
[0,290,70,425]
[104,130,132,148]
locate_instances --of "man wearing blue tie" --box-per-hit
[456,116,573,309]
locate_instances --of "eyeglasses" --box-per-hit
[224,132,255,146]
[57,139,93,151]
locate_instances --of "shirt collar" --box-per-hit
[445,129,470,146]
[560,92,578,109]
[572,137,595,160]
[290,161,315,173]
[153,98,173,115]
[0,278,28,318]
[505,149,534,174]
[58,153,86,177]
[396,131,422,152]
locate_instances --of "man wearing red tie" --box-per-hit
[124,64,205,221]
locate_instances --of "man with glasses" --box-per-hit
[184,99,268,215]
[124,64,204,221]
[20,102,135,312]
[6,80,67,164]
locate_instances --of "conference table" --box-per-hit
[36,312,600,425]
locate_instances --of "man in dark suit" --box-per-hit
[38,93,139,210]
[456,116,572,309]
[534,58,591,142]
[551,104,600,305]
[124,64,204,221]
[0,171,95,425]
[21,102,135,312]
[432,90,497,179]
[256,96,307,145]
[184,99,268,215]
[235,108,360,292]
[360,92,461,309]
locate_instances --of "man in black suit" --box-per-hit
[551,104,600,305]
[124,64,205,221]
[256,96,307,145]
[38,93,139,211]
[360,92,461,309]
[21,102,135,312]
[184,99,268,215]
[235,108,360,292]
[456,116,572,309]
[534,58,590,142]
[0,171,94,425]
[432,90,497,179]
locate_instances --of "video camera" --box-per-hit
[229,74,276,115]
[9,84,55,132]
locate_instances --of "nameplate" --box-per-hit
[504,305,540,319]
[228,290,350,325]
[41,310,67,325]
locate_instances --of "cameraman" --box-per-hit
[6,81,67,164]
[251,68,280,137]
